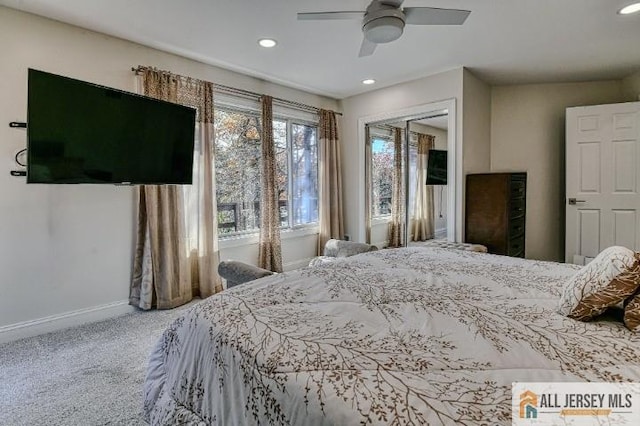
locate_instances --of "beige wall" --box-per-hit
[490,80,624,261]
[462,69,492,175]
[623,71,640,101]
[461,69,492,240]
[0,7,338,333]
[340,68,464,242]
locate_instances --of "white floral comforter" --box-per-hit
[143,247,640,425]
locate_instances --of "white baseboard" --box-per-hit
[0,300,135,344]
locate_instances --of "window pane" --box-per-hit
[371,138,394,218]
[273,120,289,227]
[214,107,319,235]
[214,109,261,234]
[292,123,318,225]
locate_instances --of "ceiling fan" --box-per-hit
[297,0,470,57]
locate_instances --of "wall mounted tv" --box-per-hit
[27,69,196,184]
[426,149,447,185]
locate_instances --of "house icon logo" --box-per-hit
[520,390,538,419]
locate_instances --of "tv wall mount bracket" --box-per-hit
[9,121,27,177]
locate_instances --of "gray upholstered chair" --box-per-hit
[308,239,378,267]
[218,261,274,289]
[218,239,378,288]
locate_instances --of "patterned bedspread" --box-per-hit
[143,247,640,425]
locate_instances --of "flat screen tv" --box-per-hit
[426,149,447,185]
[27,69,196,184]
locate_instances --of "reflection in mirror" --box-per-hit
[365,112,448,249]
[407,116,448,246]
[365,123,405,248]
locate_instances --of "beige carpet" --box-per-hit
[0,302,195,426]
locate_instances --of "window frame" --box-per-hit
[213,107,262,237]
[279,115,319,229]
[214,103,319,240]
[369,135,396,220]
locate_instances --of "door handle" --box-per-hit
[568,198,586,205]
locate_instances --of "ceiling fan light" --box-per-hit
[619,2,640,14]
[363,16,404,43]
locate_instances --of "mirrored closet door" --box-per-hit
[365,112,449,249]
[365,123,406,248]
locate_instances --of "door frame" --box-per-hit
[357,98,460,243]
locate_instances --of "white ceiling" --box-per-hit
[2,0,639,99]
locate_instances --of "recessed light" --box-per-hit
[362,79,376,85]
[619,2,640,14]
[258,38,277,48]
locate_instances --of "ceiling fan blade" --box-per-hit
[359,38,377,57]
[404,7,471,25]
[297,11,364,20]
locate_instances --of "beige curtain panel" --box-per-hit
[388,127,405,248]
[317,109,344,255]
[411,134,436,241]
[258,96,283,272]
[130,68,222,310]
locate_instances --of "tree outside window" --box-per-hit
[214,108,318,235]
[291,123,318,225]
[370,137,394,218]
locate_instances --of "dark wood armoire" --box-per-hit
[465,173,526,257]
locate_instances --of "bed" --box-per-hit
[143,247,640,425]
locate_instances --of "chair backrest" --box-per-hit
[323,239,378,258]
[218,260,274,289]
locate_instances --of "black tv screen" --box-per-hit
[27,69,196,184]
[426,149,447,185]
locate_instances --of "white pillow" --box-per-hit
[558,246,640,321]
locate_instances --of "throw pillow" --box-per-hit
[558,246,640,321]
[624,292,640,332]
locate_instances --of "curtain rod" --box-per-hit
[132,66,342,116]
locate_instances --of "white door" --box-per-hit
[566,102,640,265]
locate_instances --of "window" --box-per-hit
[370,137,394,218]
[214,107,318,236]
[291,123,318,225]
[214,109,261,234]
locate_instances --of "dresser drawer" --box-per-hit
[510,197,526,219]
[510,180,526,199]
[508,236,525,257]
[509,216,525,238]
